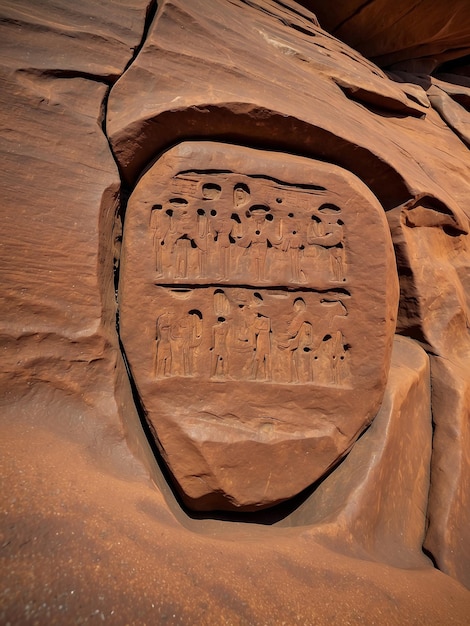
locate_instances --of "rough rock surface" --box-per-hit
[285,336,433,570]
[303,0,470,70]
[0,0,154,466]
[388,198,470,586]
[3,405,469,625]
[120,141,398,510]
[107,0,470,586]
[1,0,470,622]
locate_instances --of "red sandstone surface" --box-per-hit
[1,0,470,623]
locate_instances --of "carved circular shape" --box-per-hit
[119,142,399,511]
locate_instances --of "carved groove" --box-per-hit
[150,172,347,284]
[150,170,352,386]
[154,286,350,385]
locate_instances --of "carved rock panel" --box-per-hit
[119,142,398,510]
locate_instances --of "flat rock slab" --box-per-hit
[119,141,398,510]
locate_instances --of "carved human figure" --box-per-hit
[208,209,236,279]
[330,241,345,283]
[279,297,313,382]
[170,310,203,376]
[155,312,173,377]
[233,304,255,353]
[196,208,209,277]
[211,316,231,378]
[279,214,306,283]
[165,204,202,278]
[306,215,329,268]
[251,313,272,381]
[229,291,261,378]
[307,208,345,281]
[328,330,349,385]
[167,205,193,277]
[312,335,330,385]
[150,205,170,276]
[237,206,280,282]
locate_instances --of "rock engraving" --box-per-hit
[149,175,348,286]
[149,171,352,387]
[119,142,398,511]
[152,287,350,385]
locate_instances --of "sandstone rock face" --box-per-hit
[0,0,153,468]
[119,141,398,510]
[2,0,470,621]
[107,0,427,194]
[3,409,469,625]
[388,198,470,586]
[286,336,433,570]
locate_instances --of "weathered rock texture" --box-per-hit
[3,405,469,625]
[0,0,155,470]
[1,0,470,622]
[388,196,470,586]
[285,336,433,570]
[107,0,470,586]
[304,0,470,71]
[120,140,398,510]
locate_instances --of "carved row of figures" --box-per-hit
[150,195,346,284]
[154,291,350,385]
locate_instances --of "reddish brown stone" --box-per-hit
[119,141,398,510]
[286,336,433,569]
[107,0,470,583]
[0,0,155,487]
[1,0,470,620]
[106,0,470,229]
[427,84,470,147]
[424,356,470,587]
[303,0,470,70]
[388,200,470,588]
[2,409,469,625]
